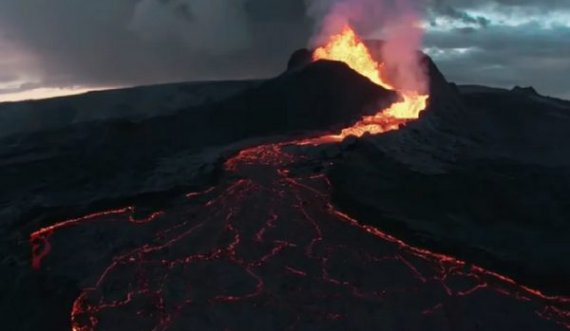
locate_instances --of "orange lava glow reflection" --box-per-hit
[312,25,429,139]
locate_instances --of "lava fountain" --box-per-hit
[312,25,429,139]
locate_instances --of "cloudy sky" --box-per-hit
[0,0,569,102]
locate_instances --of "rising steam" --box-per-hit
[306,0,428,94]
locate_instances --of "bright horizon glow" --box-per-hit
[0,86,116,103]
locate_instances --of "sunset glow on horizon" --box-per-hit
[0,86,117,103]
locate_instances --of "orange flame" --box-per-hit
[312,25,429,139]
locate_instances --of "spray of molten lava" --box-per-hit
[313,25,429,138]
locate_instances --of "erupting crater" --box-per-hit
[312,25,429,140]
[27,24,570,331]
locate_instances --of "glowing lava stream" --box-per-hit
[28,25,570,331]
[312,25,429,140]
[29,142,570,330]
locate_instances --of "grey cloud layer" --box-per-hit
[425,0,570,98]
[0,0,312,89]
[0,0,568,98]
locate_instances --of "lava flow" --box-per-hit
[312,25,429,140]
[28,26,570,331]
[29,140,570,331]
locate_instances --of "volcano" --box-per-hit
[1,28,569,331]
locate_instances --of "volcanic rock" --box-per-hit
[2,44,570,331]
[0,57,398,232]
[325,54,570,294]
[512,85,539,96]
[0,57,402,330]
[286,48,313,71]
[0,80,261,139]
[208,59,398,136]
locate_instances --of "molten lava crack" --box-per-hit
[29,24,570,331]
[30,142,570,330]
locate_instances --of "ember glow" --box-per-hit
[313,25,429,139]
[25,15,570,331]
[30,141,570,330]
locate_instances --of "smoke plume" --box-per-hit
[306,0,429,94]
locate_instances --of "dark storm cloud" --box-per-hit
[427,3,490,28]
[422,0,570,98]
[425,24,570,97]
[0,0,313,91]
[0,82,44,95]
[429,0,570,10]
[0,73,18,84]
[0,0,568,98]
